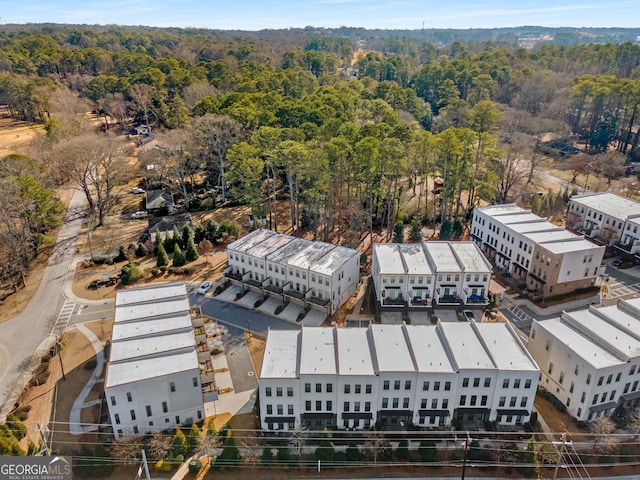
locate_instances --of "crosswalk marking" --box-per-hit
[604,281,640,299]
[52,299,76,337]
[507,305,532,323]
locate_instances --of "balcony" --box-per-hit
[307,295,330,307]
[411,297,431,307]
[382,296,405,306]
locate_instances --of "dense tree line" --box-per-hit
[1,26,640,291]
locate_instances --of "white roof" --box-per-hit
[299,327,336,375]
[246,233,295,258]
[105,349,198,388]
[571,192,640,220]
[288,242,336,270]
[562,310,640,359]
[109,331,196,363]
[399,244,432,275]
[541,238,603,255]
[533,319,623,369]
[311,246,359,277]
[450,242,491,272]
[477,204,526,217]
[111,313,193,341]
[227,228,276,253]
[261,329,300,379]
[438,322,494,370]
[336,328,376,376]
[425,242,462,272]
[370,324,415,372]
[405,325,455,373]
[267,237,311,263]
[475,323,538,371]
[115,281,187,307]
[373,244,405,274]
[114,298,190,323]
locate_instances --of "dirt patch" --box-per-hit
[0,114,44,157]
[534,394,590,440]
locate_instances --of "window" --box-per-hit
[392,398,399,408]
[316,383,322,393]
[305,401,311,411]
[610,391,616,401]
[365,401,371,412]
[382,398,389,408]
[403,398,409,408]
[462,378,469,387]
[545,340,550,351]
[503,379,510,388]
[615,372,621,382]
[394,380,401,390]
[344,384,351,394]
[484,378,491,388]
[193,377,198,387]
[499,396,506,407]
[277,405,283,415]
[575,365,580,375]
[631,365,637,376]
[570,382,575,393]
[288,405,294,415]
[130,410,136,421]
[598,376,604,386]
[624,383,630,394]
[276,387,283,397]
[126,392,132,402]
[110,396,116,406]
[581,392,586,403]
[510,396,517,407]
[162,401,168,413]
[384,380,390,390]
[473,377,480,387]
[460,395,467,406]
[587,374,592,385]
[431,399,438,408]
[592,394,599,405]
[548,363,554,374]
[314,400,321,411]
[422,381,429,391]
[421,398,427,408]
[366,384,372,394]
[445,381,451,391]
[470,395,477,406]
[355,384,361,394]
[634,381,639,391]
[559,372,565,385]
[405,380,411,390]
[442,399,449,409]
[114,413,120,424]
[287,387,293,397]
[434,382,441,391]
[266,387,272,397]
[481,395,487,406]
[606,374,613,384]
[305,383,311,393]
[169,382,176,393]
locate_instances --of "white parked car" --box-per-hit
[462,309,475,322]
[131,210,148,219]
[197,281,212,295]
[130,187,145,194]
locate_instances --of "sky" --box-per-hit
[1,0,639,30]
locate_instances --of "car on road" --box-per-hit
[130,187,145,194]
[612,258,624,267]
[131,210,149,219]
[462,309,475,322]
[197,281,212,295]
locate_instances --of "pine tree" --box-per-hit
[171,428,188,458]
[173,244,186,267]
[156,241,169,267]
[186,234,199,262]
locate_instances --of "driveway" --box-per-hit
[217,322,257,393]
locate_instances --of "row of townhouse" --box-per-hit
[566,192,640,253]
[226,229,360,315]
[471,204,605,298]
[105,283,210,441]
[527,298,640,423]
[259,322,540,432]
[371,241,492,309]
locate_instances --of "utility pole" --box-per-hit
[56,339,66,381]
[461,431,471,480]
[140,450,151,480]
[552,432,567,480]
[36,424,50,456]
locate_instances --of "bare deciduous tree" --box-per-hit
[591,416,616,452]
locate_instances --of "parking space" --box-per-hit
[215,284,241,302]
[236,291,261,308]
[302,309,327,326]
[257,297,281,315]
[434,309,459,322]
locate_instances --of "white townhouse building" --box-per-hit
[104,283,210,440]
[566,192,640,247]
[471,204,605,298]
[371,241,492,309]
[259,322,539,432]
[226,229,360,315]
[528,298,640,423]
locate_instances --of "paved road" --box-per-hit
[0,188,86,418]
[217,322,258,393]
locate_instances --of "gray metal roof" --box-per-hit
[571,192,640,221]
